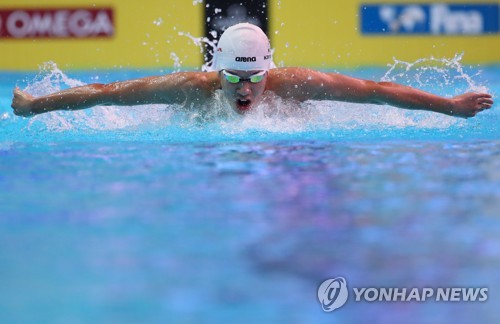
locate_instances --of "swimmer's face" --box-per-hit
[220,69,268,114]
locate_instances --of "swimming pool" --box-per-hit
[0,60,499,322]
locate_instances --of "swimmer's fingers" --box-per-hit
[477,96,494,109]
[13,87,33,99]
[474,95,493,112]
[451,92,493,118]
[12,87,22,100]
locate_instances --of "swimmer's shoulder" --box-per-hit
[177,71,220,86]
[168,71,221,95]
[266,67,331,100]
[200,71,222,94]
[266,67,317,91]
[173,71,220,108]
[268,67,319,79]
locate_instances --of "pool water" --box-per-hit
[0,60,499,323]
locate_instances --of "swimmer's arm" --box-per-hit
[11,72,219,117]
[269,68,493,118]
[328,75,494,118]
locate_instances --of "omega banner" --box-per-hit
[0,8,114,39]
[204,0,268,63]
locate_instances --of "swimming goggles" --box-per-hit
[222,70,266,84]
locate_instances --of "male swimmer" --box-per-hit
[11,23,493,118]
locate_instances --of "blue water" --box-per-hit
[0,60,499,323]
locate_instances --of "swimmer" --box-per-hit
[11,23,493,118]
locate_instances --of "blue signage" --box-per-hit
[361,3,499,35]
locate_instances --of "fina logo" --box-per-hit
[379,5,425,32]
[317,277,349,312]
[376,4,489,34]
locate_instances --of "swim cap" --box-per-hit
[212,23,272,71]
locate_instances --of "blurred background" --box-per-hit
[1,1,499,323]
[1,0,499,70]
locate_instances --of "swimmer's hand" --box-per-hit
[11,87,36,117]
[449,92,493,118]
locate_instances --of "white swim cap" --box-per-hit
[212,23,272,71]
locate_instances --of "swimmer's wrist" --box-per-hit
[442,98,454,116]
[31,97,56,115]
[432,98,455,116]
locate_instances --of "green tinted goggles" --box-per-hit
[222,70,266,84]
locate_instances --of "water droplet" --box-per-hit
[153,18,163,26]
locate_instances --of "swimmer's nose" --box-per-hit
[236,82,251,96]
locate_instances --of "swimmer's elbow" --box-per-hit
[91,83,118,105]
[341,80,386,104]
[100,82,140,105]
[367,81,401,105]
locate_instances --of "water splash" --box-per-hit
[382,53,488,95]
[22,62,175,132]
[177,31,218,72]
[170,52,182,72]
[25,61,85,96]
[18,55,490,138]
[153,18,163,26]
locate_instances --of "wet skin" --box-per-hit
[219,69,268,114]
[11,67,494,119]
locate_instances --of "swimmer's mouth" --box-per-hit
[236,99,252,111]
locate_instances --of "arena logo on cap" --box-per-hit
[0,8,114,39]
[235,57,257,62]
